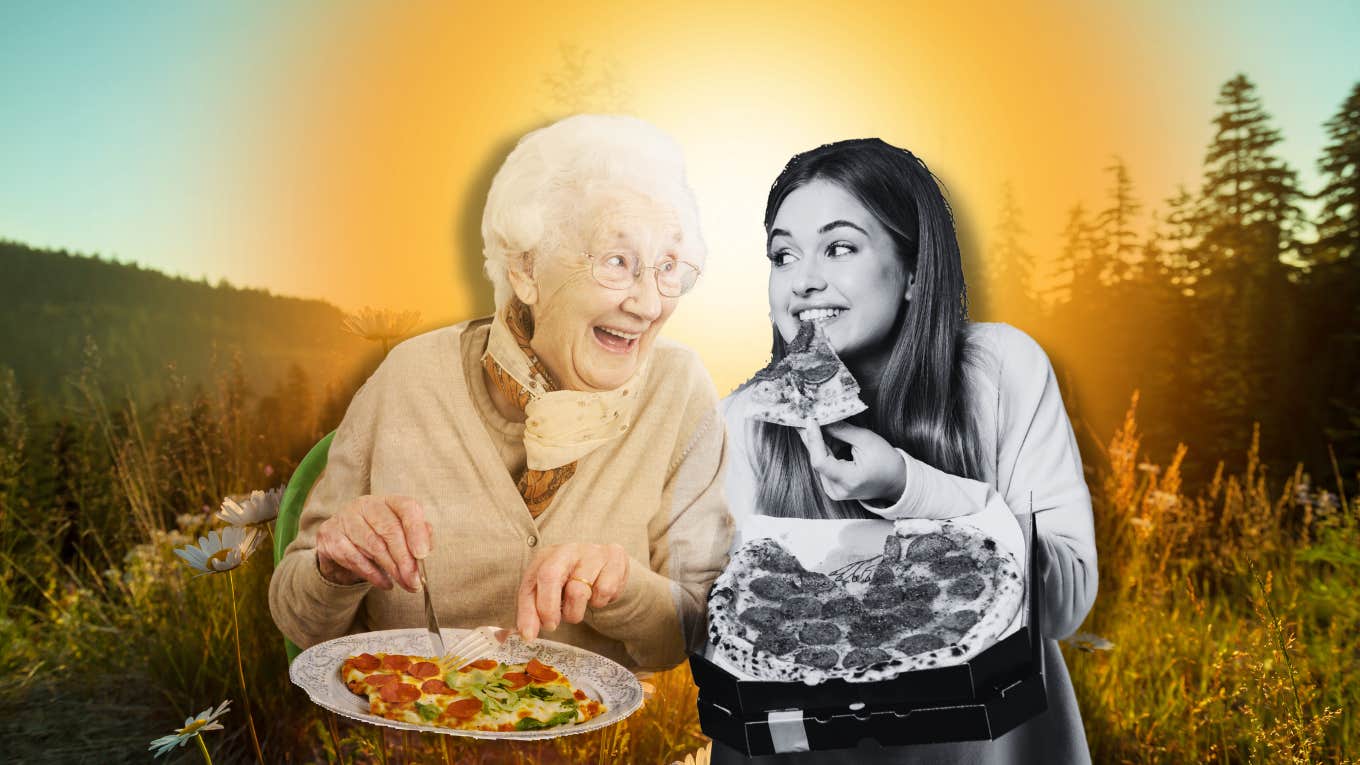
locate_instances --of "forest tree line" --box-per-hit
[979,74,1360,487]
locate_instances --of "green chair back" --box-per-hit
[275,430,336,663]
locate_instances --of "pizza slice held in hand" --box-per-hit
[746,321,867,427]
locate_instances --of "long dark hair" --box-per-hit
[751,138,984,519]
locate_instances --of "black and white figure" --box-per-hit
[716,139,1098,763]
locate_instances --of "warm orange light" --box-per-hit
[244,0,1192,393]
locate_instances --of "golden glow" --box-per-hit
[246,0,1192,393]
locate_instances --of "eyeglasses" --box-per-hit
[584,250,702,298]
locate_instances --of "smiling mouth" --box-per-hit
[593,326,642,354]
[796,308,845,323]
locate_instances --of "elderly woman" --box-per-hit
[269,115,733,671]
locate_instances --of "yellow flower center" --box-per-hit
[178,719,207,735]
[208,549,234,566]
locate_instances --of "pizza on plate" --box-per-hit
[707,519,1024,683]
[340,654,605,731]
[745,321,867,427]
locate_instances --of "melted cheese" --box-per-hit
[341,653,605,732]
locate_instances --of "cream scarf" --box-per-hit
[481,299,648,516]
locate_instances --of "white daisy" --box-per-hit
[670,741,712,765]
[218,487,283,527]
[149,700,230,757]
[173,526,261,575]
[342,306,421,345]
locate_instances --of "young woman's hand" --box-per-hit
[798,421,906,505]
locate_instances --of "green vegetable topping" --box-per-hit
[512,703,579,731]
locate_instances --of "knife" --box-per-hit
[417,559,446,658]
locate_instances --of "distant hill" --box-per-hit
[0,239,380,415]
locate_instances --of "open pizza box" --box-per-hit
[689,508,1048,755]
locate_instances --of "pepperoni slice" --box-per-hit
[502,671,531,690]
[459,659,498,672]
[573,689,587,701]
[408,661,440,679]
[420,679,454,695]
[351,653,381,672]
[525,658,558,682]
[442,698,483,720]
[364,673,399,687]
[379,682,422,703]
[380,655,413,671]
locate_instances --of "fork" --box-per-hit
[437,625,511,674]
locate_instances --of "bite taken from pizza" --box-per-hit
[340,654,605,732]
[707,520,1024,684]
[745,321,867,427]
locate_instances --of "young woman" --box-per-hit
[718,139,1097,763]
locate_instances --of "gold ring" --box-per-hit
[569,576,593,588]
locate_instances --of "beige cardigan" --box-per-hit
[269,318,734,671]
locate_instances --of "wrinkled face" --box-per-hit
[767,179,911,361]
[522,192,690,392]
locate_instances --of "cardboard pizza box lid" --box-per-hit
[690,513,1045,715]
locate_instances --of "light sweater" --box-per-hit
[715,322,1097,765]
[268,318,735,671]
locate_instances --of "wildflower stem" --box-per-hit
[376,728,389,765]
[1249,561,1303,721]
[195,734,214,765]
[228,571,265,763]
[326,712,346,765]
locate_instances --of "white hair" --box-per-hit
[480,114,706,308]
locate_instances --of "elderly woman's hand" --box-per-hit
[315,495,432,592]
[515,543,631,642]
[798,421,907,505]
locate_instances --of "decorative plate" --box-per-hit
[289,627,643,739]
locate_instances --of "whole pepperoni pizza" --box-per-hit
[707,519,1025,683]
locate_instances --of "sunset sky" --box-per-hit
[3,0,1357,391]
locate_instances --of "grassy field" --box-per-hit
[0,360,1354,763]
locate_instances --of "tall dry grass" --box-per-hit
[1066,392,1358,764]
[0,349,708,763]
[0,349,1355,762]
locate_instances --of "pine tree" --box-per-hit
[1158,185,1207,296]
[1315,82,1360,265]
[1193,74,1306,462]
[1314,82,1360,477]
[986,182,1039,319]
[1198,74,1304,276]
[1065,203,1104,305]
[1096,156,1143,282]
